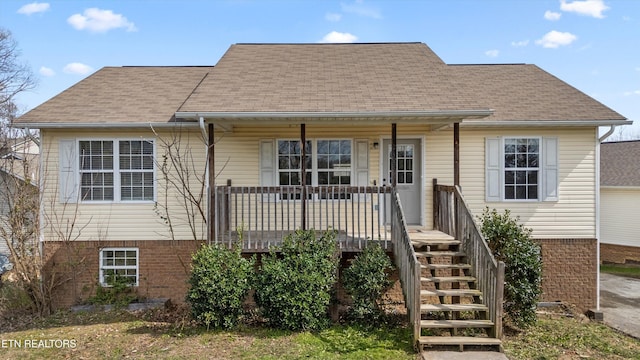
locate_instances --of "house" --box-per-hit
[0,136,39,264]
[600,140,640,264]
[14,42,629,350]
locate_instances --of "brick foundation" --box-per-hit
[43,240,205,309]
[601,243,640,265]
[44,239,598,313]
[535,238,597,313]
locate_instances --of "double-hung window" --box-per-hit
[78,139,155,202]
[99,248,138,286]
[276,139,353,198]
[486,136,557,202]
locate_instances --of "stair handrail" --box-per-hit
[452,185,505,339]
[390,189,422,347]
[433,180,505,339]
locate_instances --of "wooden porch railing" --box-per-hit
[213,185,393,251]
[433,179,505,339]
[390,189,421,346]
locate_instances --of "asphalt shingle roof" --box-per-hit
[179,42,488,113]
[15,42,627,125]
[601,141,640,187]
[16,66,213,125]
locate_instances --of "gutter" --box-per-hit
[24,127,40,147]
[11,122,201,129]
[598,125,617,142]
[175,109,495,120]
[462,120,631,128]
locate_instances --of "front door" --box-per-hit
[382,138,422,225]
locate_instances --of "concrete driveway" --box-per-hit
[600,272,640,339]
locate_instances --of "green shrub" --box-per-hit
[343,243,394,325]
[255,229,338,331]
[186,244,254,329]
[479,208,543,328]
[88,276,137,308]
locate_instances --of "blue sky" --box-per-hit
[2,0,639,137]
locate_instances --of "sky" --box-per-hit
[1,0,639,138]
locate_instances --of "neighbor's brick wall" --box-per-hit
[536,238,597,312]
[601,243,640,265]
[43,240,204,309]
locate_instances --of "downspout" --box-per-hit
[24,127,41,147]
[595,125,615,310]
[199,116,212,244]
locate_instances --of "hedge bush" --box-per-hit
[342,243,394,325]
[186,244,254,329]
[479,208,543,328]
[254,229,338,331]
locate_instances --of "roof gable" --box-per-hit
[601,141,640,187]
[179,42,489,113]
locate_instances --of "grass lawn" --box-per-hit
[601,264,640,279]
[1,305,640,359]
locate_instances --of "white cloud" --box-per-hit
[623,90,640,96]
[485,50,499,58]
[544,10,562,20]
[325,12,342,22]
[67,8,137,33]
[39,66,55,77]
[63,63,93,75]
[17,2,50,15]
[511,40,530,47]
[319,31,358,43]
[535,30,577,48]
[560,0,609,19]
[340,1,382,19]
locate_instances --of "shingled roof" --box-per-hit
[179,42,488,114]
[16,66,213,125]
[601,141,640,187]
[448,64,625,122]
[15,42,627,126]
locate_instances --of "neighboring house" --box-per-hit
[0,136,39,266]
[600,140,640,264]
[14,43,629,349]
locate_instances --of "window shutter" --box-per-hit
[59,139,78,203]
[542,137,558,201]
[485,137,501,202]
[259,140,276,186]
[354,139,369,187]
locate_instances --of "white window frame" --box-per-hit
[99,247,139,287]
[77,138,156,203]
[502,137,541,202]
[276,138,354,187]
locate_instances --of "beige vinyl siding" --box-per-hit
[456,128,597,239]
[601,187,640,247]
[41,125,598,242]
[41,128,207,242]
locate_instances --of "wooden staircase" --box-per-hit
[411,231,502,352]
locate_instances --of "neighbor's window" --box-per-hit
[504,138,539,200]
[99,248,139,286]
[79,140,155,202]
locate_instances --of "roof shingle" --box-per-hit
[16,66,213,125]
[601,141,640,186]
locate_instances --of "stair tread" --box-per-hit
[421,289,482,296]
[421,303,488,312]
[421,276,477,283]
[421,263,471,270]
[421,319,494,328]
[418,336,502,346]
[412,239,461,246]
[415,251,467,257]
